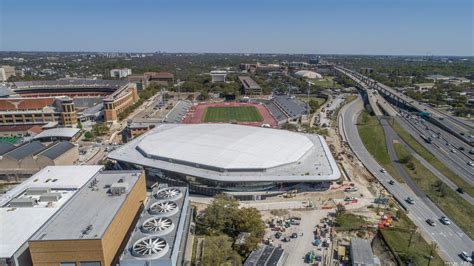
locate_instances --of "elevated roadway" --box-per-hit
[339,97,473,264]
[335,66,473,146]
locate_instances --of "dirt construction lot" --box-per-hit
[262,208,334,266]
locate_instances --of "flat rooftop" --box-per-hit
[0,165,103,206]
[31,170,142,241]
[33,128,80,140]
[239,76,261,90]
[109,124,340,182]
[0,165,103,258]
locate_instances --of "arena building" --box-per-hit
[109,124,340,198]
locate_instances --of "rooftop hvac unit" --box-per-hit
[9,198,37,207]
[110,182,129,195]
[148,201,178,216]
[155,188,182,200]
[131,236,169,259]
[141,217,175,236]
[39,192,62,202]
[26,187,51,196]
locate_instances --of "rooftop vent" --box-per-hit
[9,198,37,208]
[131,236,169,259]
[149,201,178,216]
[110,182,129,196]
[82,224,93,235]
[39,192,62,202]
[26,187,51,196]
[155,188,182,200]
[141,217,174,236]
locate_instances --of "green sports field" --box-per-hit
[203,106,263,122]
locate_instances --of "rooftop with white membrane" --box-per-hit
[30,170,143,241]
[0,165,103,259]
[33,127,81,140]
[109,124,340,182]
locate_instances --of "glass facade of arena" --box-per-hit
[115,162,331,198]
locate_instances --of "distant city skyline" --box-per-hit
[0,0,473,56]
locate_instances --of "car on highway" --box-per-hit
[406,197,415,204]
[460,251,472,262]
[389,180,395,185]
[426,219,436,226]
[450,149,456,153]
[467,161,474,167]
[380,168,387,173]
[459,146,465,151]
[440,216,451,225]
[457,187,465,194]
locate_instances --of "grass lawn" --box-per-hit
[357,111,404,183]
[299,96,327,106]
[394,143,474,238]
[382,212,444,265]
[312,76,342,89]
[392,121,474,197]
[335,212,367,231]
[203,106,263,123]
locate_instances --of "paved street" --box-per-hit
[339,97,473,264]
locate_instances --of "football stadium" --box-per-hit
[182,102,278,127]
[109,123,340,198]
[1,79,139,126]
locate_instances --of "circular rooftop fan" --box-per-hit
[156,188,182,200]
[149,201,178,216]
[132,236,169,259]
[142,217,174,235]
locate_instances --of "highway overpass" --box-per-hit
[335,66,473,146]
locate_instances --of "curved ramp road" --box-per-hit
[339,97,473,264]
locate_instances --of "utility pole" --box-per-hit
[428,242,437,266]
[376,188,383,213]
[408,227,416,248]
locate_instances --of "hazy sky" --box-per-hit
[0,0,473,55]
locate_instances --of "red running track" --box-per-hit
[182,102,278,128]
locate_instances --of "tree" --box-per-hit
[336,204,346,217]
[84,131,93,140]
[197,91,209,101]
[233,207,265,256]
[196,195,239,235]
[195,195,266,258]
[308,99,321,113]
[92,122,108,136]
[200,235,241,266]
[395,209,403,219]
[398,153,413,164]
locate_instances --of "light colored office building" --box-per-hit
[110,68,132,78]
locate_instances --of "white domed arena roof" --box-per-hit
[294,70,323,79]
[136,123,313,171]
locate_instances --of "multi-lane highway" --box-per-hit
[379,117,474,205]
[335,66,474,145]
[339,97,473,264]
[396,113,474,185]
